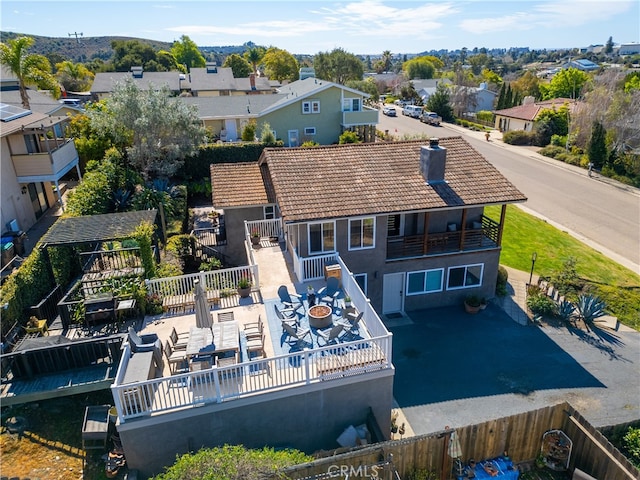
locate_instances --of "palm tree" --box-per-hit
[55,60,95,93]
[0,36,58,108]
[244,47,265,75]
[382,50,393,72]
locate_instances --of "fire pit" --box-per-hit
[308,304,333,329]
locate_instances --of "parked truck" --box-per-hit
[420,111,442,126]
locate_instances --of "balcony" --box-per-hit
[387,215,501,260]
[342,106,379,126]
[12,140,79,183]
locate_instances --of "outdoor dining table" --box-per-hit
[186,322,240,361]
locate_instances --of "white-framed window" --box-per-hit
[349,217,375,250]
[308,221,335,254]
[406,269,444,295]
[302,100,320,114]
[304,127,316,136]
[342,98,361,112]
[354,273,368,296]
[264,205,275,220]
[447,263,484,290]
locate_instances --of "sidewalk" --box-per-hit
[497,266,532,326]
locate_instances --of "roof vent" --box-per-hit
[206,62,218,74]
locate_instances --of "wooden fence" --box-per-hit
[280,402,639,480]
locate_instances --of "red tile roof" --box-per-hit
[210,162,269,207]
[211,137,527,222]
[494,98,576,121]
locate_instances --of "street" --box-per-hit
[377,106,640,274]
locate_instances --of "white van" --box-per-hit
[402,105,423,118]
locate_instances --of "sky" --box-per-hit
[1,0,639,55]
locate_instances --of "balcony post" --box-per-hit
[497,205,507,246]
[459,209,468,250]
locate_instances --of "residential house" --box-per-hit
[0,77,82,239]
[618,42,640,55]
[493,98,576,133]
[412,78,452,104]
[90,66,185,100]
[188,62,273,97]
[561,59,599,72]
[181,77,379,145]
[211,137,526,313]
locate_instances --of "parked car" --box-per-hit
[420,111,442,126]
[382,105,397,117]
[402,105,423,118]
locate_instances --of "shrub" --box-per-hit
[132,221,156,278]
[576,294,607,326]
[503,130,536,146]
[623,427,640,468]
[496,265,509,297]
[199,258,222,271]
[338,130,360,144]
[241,120,257,141]
[550,134,567,147]
[527,287,556,316]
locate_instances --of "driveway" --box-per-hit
[391,304,640,435]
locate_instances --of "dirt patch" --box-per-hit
[0,391,125,480]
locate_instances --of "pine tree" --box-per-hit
[496,83,506,110]
[588,121,608,169]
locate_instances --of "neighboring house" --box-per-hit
[211,137,526,313]
[493,98,576,133]
[0,77,82,238]
[189,62,273,96]
[561,59,599,72]
[181,77,378,145]
[90,66,185,100]
[412,78,451,104]
[618,43,640,55]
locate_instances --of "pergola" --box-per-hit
[39,210,158,247]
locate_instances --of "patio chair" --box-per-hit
[128,327,163,368]
[274,304,298,329]
[246,333,265,357]
[164,340,188,374]
[277,285,305,314]
[318,277,341,307]
[316,323,345,346]
[340,311,364,336]
[170,327,188,350]
[244,315,263,340]
[282,322,311,347]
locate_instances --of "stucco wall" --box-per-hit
[116,372,394,478]
[1,138,36,234]
[222,206,268,265]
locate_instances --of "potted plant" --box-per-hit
[237,277,252,298]
[344,296,352,308]
[464,294,482,314]
[250,230,260,245]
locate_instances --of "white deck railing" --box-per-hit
[291,249,339,282]
[145,265,258,297]
[111,335,392,423]
[245,218,283,241]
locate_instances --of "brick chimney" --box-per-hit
[249,73,256,90]
[420,138,447,184]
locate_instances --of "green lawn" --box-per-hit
[485,205,640,330]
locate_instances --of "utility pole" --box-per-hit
[68,32,83,43]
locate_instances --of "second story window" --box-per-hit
[302,100,320,114]
[342,98,361,112]
[349,217,375,250]
[264,205,275,220]
[308,221,334,255]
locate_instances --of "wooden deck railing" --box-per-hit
[111,335,392,423]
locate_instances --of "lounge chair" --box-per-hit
[317,324,345,346]
[274,304,298,329]
[277,285,305,314]
[282,322,311,347]
[318,277,341,307]
[128,327,163,368]
[340,311,364,337]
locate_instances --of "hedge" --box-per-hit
[0,248,55,336]
[179,143,270,180]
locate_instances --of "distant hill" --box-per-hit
[0,32,258,64]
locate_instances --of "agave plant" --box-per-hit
[556,299,576,325]
[575,294,607,326]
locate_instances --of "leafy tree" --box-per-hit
[511,70,541,100]
[262,47,299,82]
[604,36,614,55]
[223,54,252,78]
[313,48,363,84]
[400,82,421,105]
[88,78,207,179]
[623,72,640,93]
[241,120,257,141]
[260,122,276,144]
[426,83,454,122]
[112,39,158,71]
[0,36,59,108]
[588,121,608,169]
[66,107,114,171]
[623,427,640,467]
[55,60,94,92]
[481,69,503,90]
[540,67,589,100]
[338,130,360,144]
[345,77,379,102]
[537,105,570,137]
[496,83,507,110]
[151,445,312,480]
[171,35,206,70]
[244,46,265,74]
[157,50,183,72]
[404,56,435,80]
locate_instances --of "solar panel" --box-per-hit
[0,103,32,122]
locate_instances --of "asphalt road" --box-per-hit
[377,106,640,274]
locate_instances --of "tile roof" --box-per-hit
[180,94,285,118]
[210,138,526,222]
[493,98,576,121]
[90,72,181,94]
[210,162,270,207]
